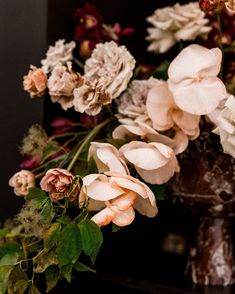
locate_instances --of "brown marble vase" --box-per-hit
[172,154,235,286]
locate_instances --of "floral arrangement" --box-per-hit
[1,1,235,293]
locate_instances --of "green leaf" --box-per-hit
[148,184,166,200]
[27,188,48,209]
[11,280,28,294]
[7,266,29,294]
[79,220,103,264]
[73,261,96,273]
[34,250,58,273]
[39,201,55,224]
[152,60,170,80]
[0,253,19,266]
[56,215,72,225]
[0,243,22,260]
[0,265,14,294]
[45,266,60,293]
[60,264,73,283]
[56,223,82,268]
[0,229,8,239]
[43,223,61,251]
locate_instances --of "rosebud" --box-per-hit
[79,113,103,129]
[199,0,225,14]
[79,40,93,59]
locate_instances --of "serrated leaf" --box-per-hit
[34,250,58,273]
[39,201,55,224]
[45,266,60,293]
[60,264,73,283]
[73,261,96,273]
[79,220,103,264]
[43,223,61,250]
[56,223,82,268]
[27,188,48,209]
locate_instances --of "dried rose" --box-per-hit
[40,168,79,202]
[84,41,136,99]
[41,39,76,73]
[199,0,225,14]
[48,62,80,110]
[73,79,112,116]
[9,170,35,196]
[23,66,47,97]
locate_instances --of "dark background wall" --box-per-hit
[0,0,47,221]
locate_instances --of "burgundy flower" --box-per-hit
[79,113,104,129]
[51,117,75,134]
[20,155,41,170]
[199,0,225,14]
[40,168,80,202]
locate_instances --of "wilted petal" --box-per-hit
[112,206,135,226]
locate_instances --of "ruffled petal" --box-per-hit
[146,82,175,131]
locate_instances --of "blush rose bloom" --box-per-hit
[120,141,179,184]
[9,170,35,196]
[23,66,47,98]
[40,168,80,202]
[113,119,188,155]
[168,44,227,115]
[88,142,129,175]
[146,81,200,140]
[79,172,157,227]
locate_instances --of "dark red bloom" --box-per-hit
[79,113,104,129]
[199,0,225,14]
[20,155,41,170]
[51,117,75,135]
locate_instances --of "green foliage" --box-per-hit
[79,220,103,264]
[7,267,29,294]
[56,223,82,268]
[27,188,48,209]
[42,141,60,162]
[152,60,170,80]
[39,201,55,224]
[43,223,62,251]
[73,261,96,273]
[45,266,60,293]
[60,264,73,283]
[148,184,166,201]
[34,250,58,273]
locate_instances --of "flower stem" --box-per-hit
[67,119,110,172]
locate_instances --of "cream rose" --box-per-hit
[146,2,211,54]
[9,170,35,196]
[213,95,235,158]
[48,62,79,110]
[84,41,136,99]
[41,39,76,73]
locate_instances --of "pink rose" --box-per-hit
[40,168,79,202]
[9,170,35,196]
[23,66,47,97]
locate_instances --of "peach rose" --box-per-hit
[40,168,79,202]
[88,142,129,175]
[120,141,179,184]
[168,44,227,115]
[79,172,157,227]
[9,170,35,196]
[146,81,200,140]
[23,66,47,97]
